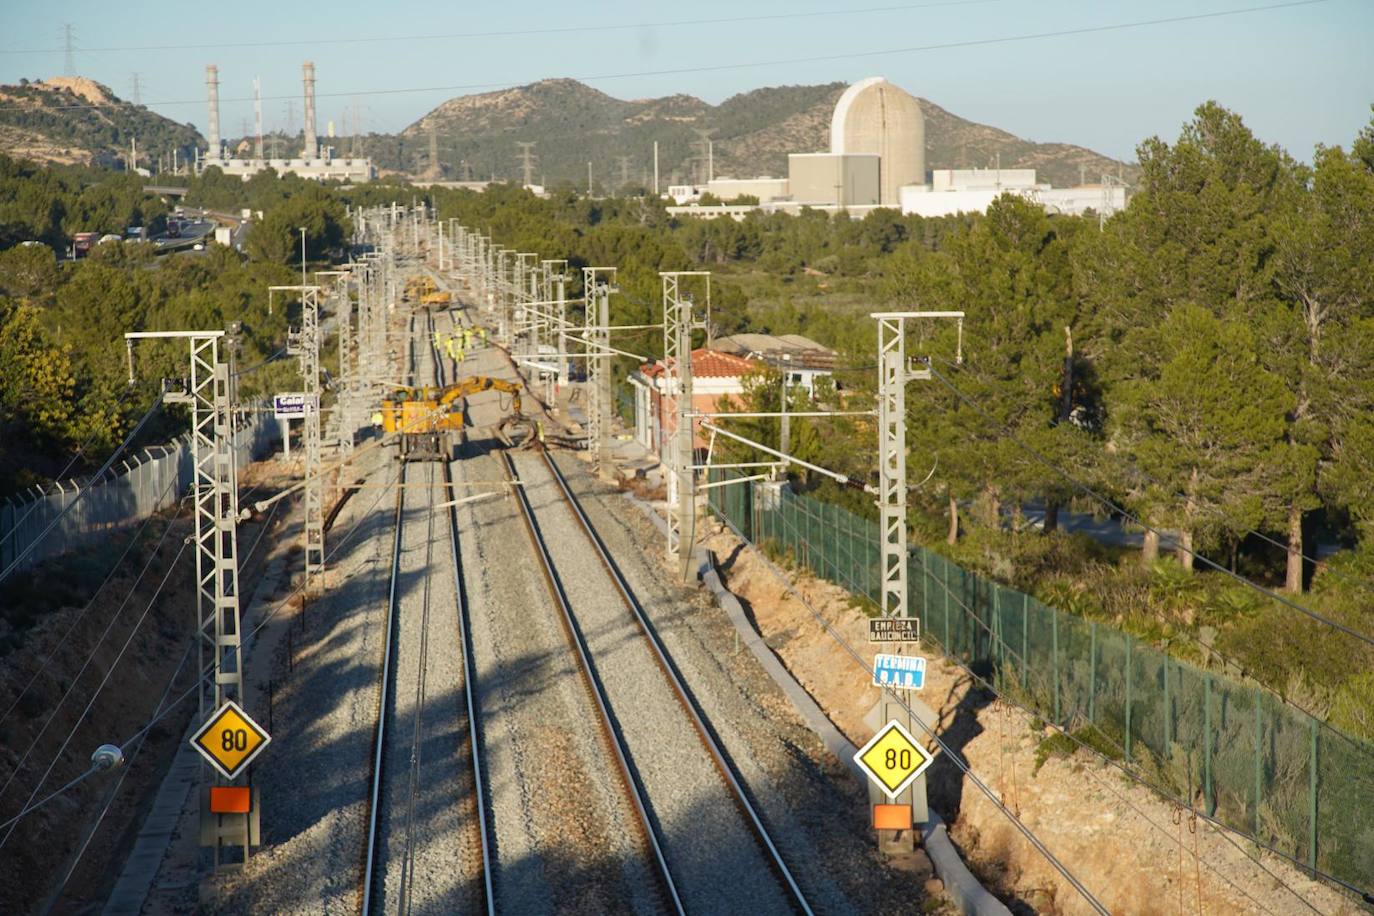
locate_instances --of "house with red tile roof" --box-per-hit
[629,348,762,458]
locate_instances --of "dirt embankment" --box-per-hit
[700,517,1358,916]
[0,468,291,914]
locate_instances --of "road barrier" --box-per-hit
[707,470,1374,896]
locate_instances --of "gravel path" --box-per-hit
[512,452,800,914]
[550,452,925,915]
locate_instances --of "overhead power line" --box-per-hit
[0,456,400,839]
[0,397,163,587]
[0,0,1332,115]
[3,0,1001,54]
[923,361,1374,651]
[708,508,1110,913]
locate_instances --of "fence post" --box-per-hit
[1089,621,1098,724]
[1254,698,1263,842]
[920,548,928,631]
[1164,658,1172,749]
[1204,674,1214,816]
[943,555,952,655]
[1308,717,1318,871]
[1021,592,1029,692]
[992,588,1003,689]
[1052,610,1061,726]
[1125,633,1133,762]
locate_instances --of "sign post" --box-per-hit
[857,697,938,855]
[190,700,270,864]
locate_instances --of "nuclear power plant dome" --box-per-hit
[830,77,925,206]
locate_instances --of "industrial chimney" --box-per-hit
[206,65,221,161]
[302,61,317,160]
[253,76,264,160]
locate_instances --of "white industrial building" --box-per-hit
[200,62,375,183]
[664,76,1129,221]
[901,169,1125,219]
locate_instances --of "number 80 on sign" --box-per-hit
[190,700,271,781]
[853,719,935,800]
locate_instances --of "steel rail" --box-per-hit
[360,458,405,914]
[430,307,497,914]
[500,451,686,915]
[538,449,814,915]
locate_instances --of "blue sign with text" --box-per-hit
[873,654,926,691]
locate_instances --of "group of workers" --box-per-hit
[434,325,488,365]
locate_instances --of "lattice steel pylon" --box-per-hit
[583,267,617,475]
[124,330,246,863]
[661,271,710,574]
[275,285,324,588]
[872,311,963,626]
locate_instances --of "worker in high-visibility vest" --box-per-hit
[445,337,456,361]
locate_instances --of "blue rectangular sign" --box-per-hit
[873,654,926,691]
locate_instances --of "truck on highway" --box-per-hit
[72,232,99,256]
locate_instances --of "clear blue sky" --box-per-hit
[2,0,1370,164]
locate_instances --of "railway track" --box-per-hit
[360,310,494,914]
[499,447,686,914]
[503,448,815,914]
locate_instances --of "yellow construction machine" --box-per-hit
[420,289,452,307]
[380,376,532,459]
[402,275,437,302]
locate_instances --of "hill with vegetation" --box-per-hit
[0,77,202,170]
[349,78,1131,188]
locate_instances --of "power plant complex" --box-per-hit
[200,62,374,183]
[670,76,1126,220]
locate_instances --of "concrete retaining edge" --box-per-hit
[624,493,1010,916]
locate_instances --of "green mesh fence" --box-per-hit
[705,469,1374,894]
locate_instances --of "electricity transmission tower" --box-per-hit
[427,121,441,179]
[689,128,713,186]
[61,24,76,75]
[129,72,142,105]
[516,142,537,187]
[616,155,634,189]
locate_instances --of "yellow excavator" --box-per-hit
[402,275,437,302]
[380,376,532,459]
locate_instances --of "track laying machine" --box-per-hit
[380,376,533,459]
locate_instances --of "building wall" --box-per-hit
[930,168,1040,191]
[788,154,880,207]
[830,77,925,207]
[203,157,375,183]
[900,183,1130,219]
[705,177,789,201]
[900,185,1036,218]
[1039,185,1128,217]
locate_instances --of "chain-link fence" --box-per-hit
[707,470,1374,894]
[0,407,280,574]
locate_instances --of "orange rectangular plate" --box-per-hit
[209,786,251,814]
[873,804,912,831]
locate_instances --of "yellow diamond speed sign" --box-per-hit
[854,719,935,800]
[190,700,270,781]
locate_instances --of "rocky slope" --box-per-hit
[377,78,1131,188]
[0,77,202,169]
